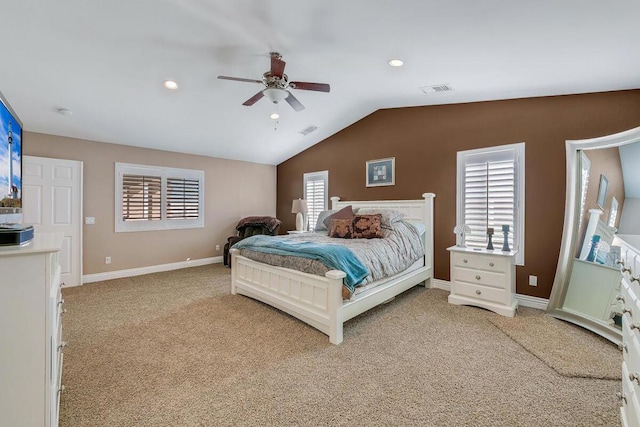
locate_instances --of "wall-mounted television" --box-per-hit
[0,90,22,215]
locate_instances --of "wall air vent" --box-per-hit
[299,125,318,136]
[420,84,454,94]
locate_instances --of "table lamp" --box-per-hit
[291,199,308,231]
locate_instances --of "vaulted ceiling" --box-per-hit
[2,0,639,165]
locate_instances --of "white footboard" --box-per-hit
[231,248,347,344]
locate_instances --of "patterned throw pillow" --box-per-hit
[352,214,383,239]
[356,208,405,229]
[329,218,353,238]
[322,205,355,230]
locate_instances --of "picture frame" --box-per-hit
[596,174,608,209]
[608,197,618,227]
[366,157,395,187]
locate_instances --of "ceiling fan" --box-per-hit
[217,52,330,112]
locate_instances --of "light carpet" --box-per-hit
[59,264,621,426]
[490,307,621,380]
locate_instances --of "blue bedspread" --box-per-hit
[232,235,370,291]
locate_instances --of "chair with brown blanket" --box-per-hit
[223,216,281,267]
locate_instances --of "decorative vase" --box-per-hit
[502,225,510,252]
[586,235,601,262]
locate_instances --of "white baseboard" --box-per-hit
[431,279,451,291]
[429,279,548,310]
[82,256,222,284]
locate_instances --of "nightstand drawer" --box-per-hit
[451,252,507,272]
[453,267,506,289]
[453,281,507,305]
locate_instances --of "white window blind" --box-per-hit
[122,174,162,221]
[457,143,525,265]
[304,170,328,231]
[116,163,204,232]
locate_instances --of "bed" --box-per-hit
[230,193,435,344]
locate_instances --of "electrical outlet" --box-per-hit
[105,256,111,265]
[215,245,220,251]
[529,275,537,286]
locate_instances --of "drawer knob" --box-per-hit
[622,266,632,274]
[475,275,481,280]
[617,295,626,303]
[618,392,627,405]
[630,372,640,385]
[623,308,633,317]
[632,276,640,284]
[489,262,495,267]
[58,341,68,351]
[631,323,640,332]
[476,290,481,295]
[463,259,468,264]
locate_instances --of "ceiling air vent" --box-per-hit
[420,84,453,94]
[299,125,318,136]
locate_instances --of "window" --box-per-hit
[457,143,525,265]
[303,170,328,231]
[116,163,204,232]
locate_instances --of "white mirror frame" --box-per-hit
[547,125,640,345]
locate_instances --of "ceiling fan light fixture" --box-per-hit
[163,80,179,90]
[264,88,288,103]
[270,112,280,120]
[388,59,404,67]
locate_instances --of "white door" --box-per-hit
[22,156,82,286]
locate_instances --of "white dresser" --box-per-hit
[0,233,65,427]
[619,268,640,426]
[447,246,518,317]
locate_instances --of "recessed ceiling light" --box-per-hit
[163,80,179,90]
[270,112,280,120]
[388,59,404,67]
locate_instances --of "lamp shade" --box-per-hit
[291,199,307,214]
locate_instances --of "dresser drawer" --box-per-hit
[452,281,507,305]
[451,252,507,272]
[453,267,507,289]
[622,361,640,424]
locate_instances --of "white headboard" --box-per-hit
[330,193,436,272]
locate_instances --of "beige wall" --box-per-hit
[24,132,276,275]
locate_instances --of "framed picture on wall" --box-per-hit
[609,197,619,227]
[596,174,608,209]
[366,157,395,187]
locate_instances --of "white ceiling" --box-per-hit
[2,0,640,165]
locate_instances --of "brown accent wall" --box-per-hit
[25,132,276,276]
[277,90,640,298]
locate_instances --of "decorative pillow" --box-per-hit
[329,218,353,239]
[315,210,336,231]
[322,205,355,230]
[356,208,405,229]
[352,214,383,239]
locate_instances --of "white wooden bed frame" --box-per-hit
[230,193,435,344]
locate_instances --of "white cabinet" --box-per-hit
[0,233,65,427]
[563,259,622,323]
[447,246,518,317]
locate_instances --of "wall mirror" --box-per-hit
[548,125,640,345]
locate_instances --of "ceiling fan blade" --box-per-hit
[270,56,286,78]
[285,92,305,112]
[218,75,263,84]
[243,91,265,106]
[289,81,330,92]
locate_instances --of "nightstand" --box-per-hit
[287,230,311,234]
[447,246,518,317]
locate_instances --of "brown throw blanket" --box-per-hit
[236,216,281,234]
